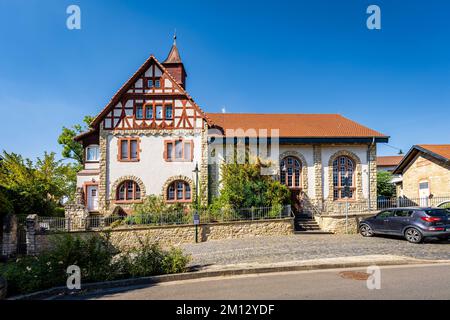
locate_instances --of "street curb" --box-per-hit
[8,258,447,300]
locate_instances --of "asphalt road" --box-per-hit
[81,263,450,300]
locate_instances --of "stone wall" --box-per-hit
[314,213,373,234]
[1,215,17,257]
[31,218,294,253]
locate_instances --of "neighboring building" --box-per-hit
[71,39,389,218]
[376,156,403,172]
[393,144,450,199]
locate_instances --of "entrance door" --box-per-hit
[290,189,302,214]
[419,181,430,206]
[87,185,99,211]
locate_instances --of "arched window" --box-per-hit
[116,180,141,201]
[280,156,301,188]
[167,180,191,202]
[333,156,355,200]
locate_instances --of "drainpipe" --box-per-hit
[367,137,376,212]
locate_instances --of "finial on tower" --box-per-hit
[173,29,177,45]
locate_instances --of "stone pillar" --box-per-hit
[1,214,17,257]
[368,144,377,210]
[98,124,108,215]
[64,203,89,231]
[313,145,323,208]
[25,214,38,255]
[199,122,209,206]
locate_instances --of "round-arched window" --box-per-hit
[167,180,191,202]
[116,180,141,201]
[333,156,355,200]
[280,156,301,188]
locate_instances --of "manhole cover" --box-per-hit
[338,271,370,280]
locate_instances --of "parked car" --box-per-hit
[359,207,450,243]
[436,200,450,212]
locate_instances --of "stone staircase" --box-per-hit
[294,214,333,234]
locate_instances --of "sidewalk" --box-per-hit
[12,254,449,300]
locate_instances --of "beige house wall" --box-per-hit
[401,153,450,198]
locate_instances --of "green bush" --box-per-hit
[0,233,191,296]
[132,195,189,215]
[209,160,290,220]
[377,171,396,197]
[114,243,190,277]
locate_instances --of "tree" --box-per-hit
[57,115,93,164]
[377,171,396,197]
[212,160,290,210]
[0,151,78,216]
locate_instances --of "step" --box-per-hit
[294,230,334,235]
[295,215,313,219]
[295,227,321,231]
[295,221,318,225]
[295,224,320,229]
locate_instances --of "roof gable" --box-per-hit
[393,144,450,174]
[91,55,210,128]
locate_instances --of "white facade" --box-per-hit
[106,131,202,198]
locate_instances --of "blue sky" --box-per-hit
[0,0,449,160]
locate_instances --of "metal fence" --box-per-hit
[35,205,293,232]
[315,195,450,216]
[376,196,450,210]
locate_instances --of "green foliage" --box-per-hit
[0,187,14,220]
[57,115,93,164]
[0,233,190,295]
[0,151,80,216]
[129,195,191,224]
[132,195,187,215]
[0,233,117,294]
[114,242,190,278]
[211,160,290,211]
[377,171,396,197]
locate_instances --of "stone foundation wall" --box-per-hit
[32,218,294,253]
[314,213,373,234]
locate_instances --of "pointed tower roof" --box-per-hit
[163,33,182,64]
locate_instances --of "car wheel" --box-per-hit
[404,228,423,243]
[359,224,374,237]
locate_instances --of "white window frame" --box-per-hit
[86,144,99,162]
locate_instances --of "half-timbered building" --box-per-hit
[71,39,389,220]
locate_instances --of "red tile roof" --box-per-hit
[418,144,450,161]
[377,156,404,167]
[206,113,388,138]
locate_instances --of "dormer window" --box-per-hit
[86,145,99,162]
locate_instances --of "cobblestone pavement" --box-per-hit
[181,235,450,267]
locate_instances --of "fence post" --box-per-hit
[396,197,400,208]
[1,214,17,258]
[65,217,70,232]
[25,214,38,255]
[251,208,254,221]
[345,201,349,234]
